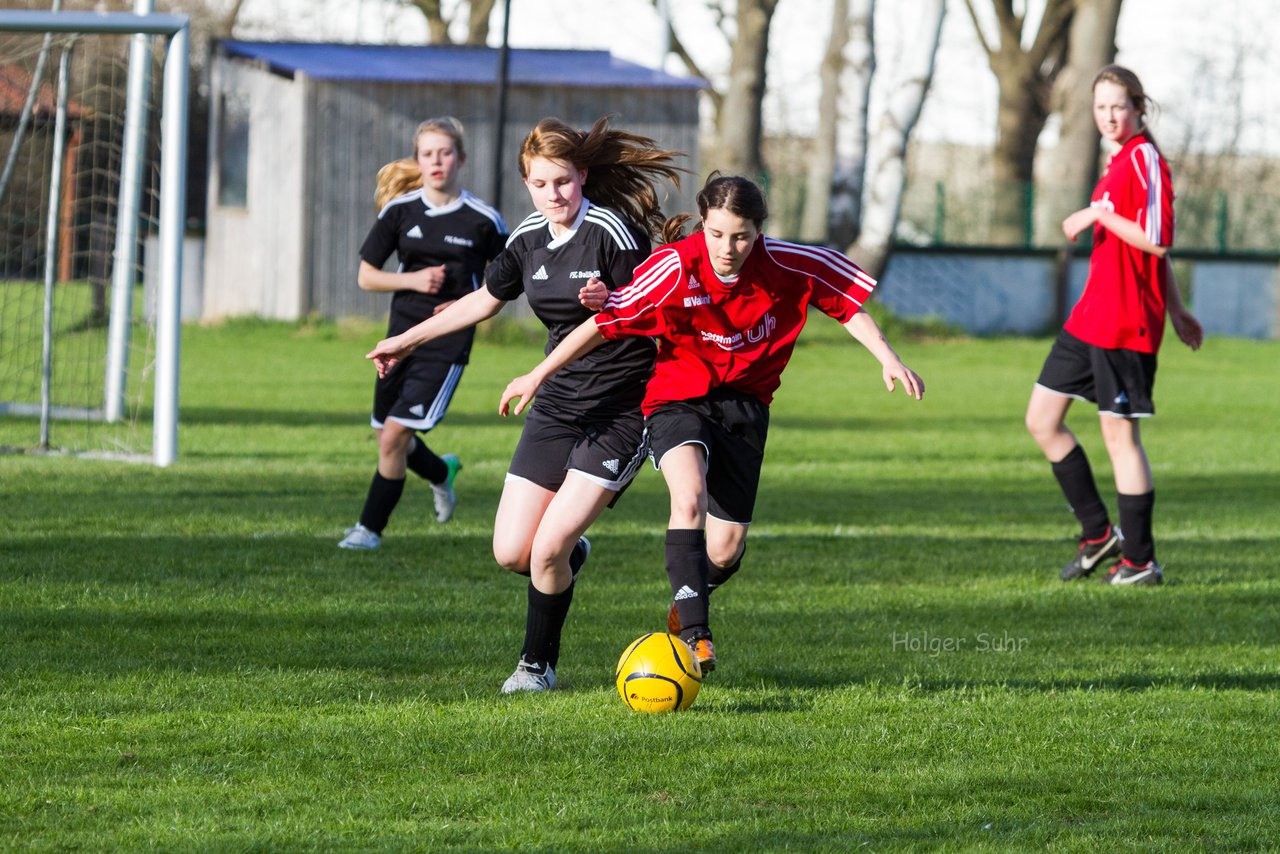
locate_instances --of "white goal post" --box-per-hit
[0,6,188,466]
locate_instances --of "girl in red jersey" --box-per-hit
[1026,65,1202,586]
[501,174,924,671]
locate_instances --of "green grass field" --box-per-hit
[2,316,1278,851]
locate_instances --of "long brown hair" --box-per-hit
[373,116,469,210]
[518,116,685,239]
[660,173,769,244]
[1093,64,1161,151]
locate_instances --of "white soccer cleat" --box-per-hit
[501,658,557,693]
[431,454,462,523]
[338,523,381,550]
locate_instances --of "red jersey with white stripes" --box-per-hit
[595,232,876,415]
[1064,133,1174,353]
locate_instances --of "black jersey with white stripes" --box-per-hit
[360,189,507,363]
[485,200,655,417]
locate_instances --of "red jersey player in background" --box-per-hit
[501,174,924,671]
[1026,65,1202,586]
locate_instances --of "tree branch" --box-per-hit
[1027,0,1077,69]
[651,0,725,113]
[992,0,1020,39]
[407,0,451,44]
[466,0,496,45]
[962,0,994,58]
[216,0,248,39]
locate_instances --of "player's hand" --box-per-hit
[432,299,457,316]
[882,360,924,400]
[1170,306,1204,351]
[408,265,447,294]
[578,277,608,311]
[500,373,541,416]
[1061,208,1096,242]
[366,335,411,378]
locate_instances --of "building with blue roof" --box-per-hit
[203,41,705,321]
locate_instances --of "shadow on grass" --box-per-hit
[4,525,1277,702]
[179,406,509,429]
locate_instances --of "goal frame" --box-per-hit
[0,7,189,466]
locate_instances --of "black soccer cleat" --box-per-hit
[1060,525,1123,580]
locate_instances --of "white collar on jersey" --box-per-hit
[421,189,468,217]
[547,198,592,249]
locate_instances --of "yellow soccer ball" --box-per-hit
[615,632,702,713]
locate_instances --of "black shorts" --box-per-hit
[645,389,770,525]
[508,404,648,494]
[1036,329,1158,418]
[372,356,465,431]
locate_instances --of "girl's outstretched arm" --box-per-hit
[500,317,607,416]
[366,285,504,377]
[843,310,925,400]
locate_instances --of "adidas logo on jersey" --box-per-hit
[532,265,549,280]
[687,274,701,290]
[684,294,711,308]
[673,585,699,601]
[602,458,620,475]
[406,225,423,238]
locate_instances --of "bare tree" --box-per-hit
[1034,0,1123,243]
[652,0,726,117]
[716,0,780,179]
[809,0,875,247]
[650,0,776,179]
[405,0,495,45]
[799,0,850,243]
[848,0,944,278]
[213,0,249,39]
[963,0,1076,245]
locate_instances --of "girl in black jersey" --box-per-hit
[367,117,684,693]
[340,117,507,550]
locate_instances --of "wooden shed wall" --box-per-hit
[202,59,307,320]
[304,79,701,321]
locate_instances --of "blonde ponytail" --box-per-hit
[374,158,422,211]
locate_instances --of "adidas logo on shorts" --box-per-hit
[602,458,620,475]
[674,584,698,601]
[532,265,549,281]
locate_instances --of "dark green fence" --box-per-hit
[902,180,1280,254]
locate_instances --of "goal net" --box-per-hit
[0,10,187,465]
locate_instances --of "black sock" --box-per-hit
[405,436,447,484]
[1117,490,1155,565]
[708,545,744,592]
[521,581,575,669]
[665,529,709,641]
[1050,444,1110,540]
[358,471,404,534]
